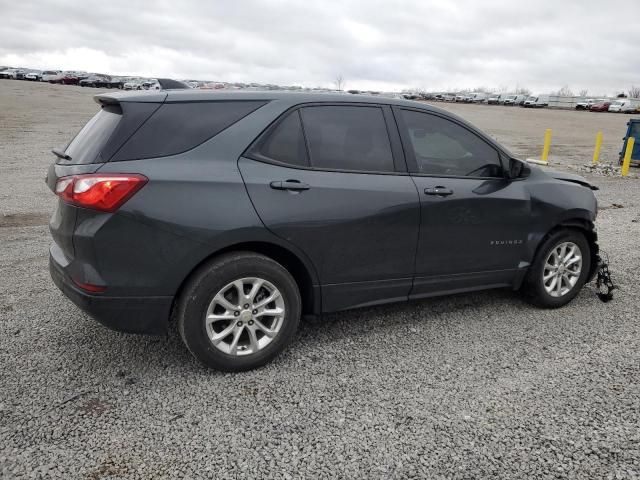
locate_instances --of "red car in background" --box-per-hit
[590,101,611,112]
[49,71,88,85]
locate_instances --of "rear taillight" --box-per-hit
[55,174,147,212]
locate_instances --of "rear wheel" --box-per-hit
[522,230,590,308]
[178,252,301,371]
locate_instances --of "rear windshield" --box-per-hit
[62,105,122,164]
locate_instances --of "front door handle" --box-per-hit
[424,186,453,197]
[270,180,310,191]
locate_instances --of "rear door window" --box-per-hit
[62,105,122,164]
[299,106,394,173]
[250,110,309,166]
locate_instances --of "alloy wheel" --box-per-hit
[542,241,583,297]
[204,277,285,356]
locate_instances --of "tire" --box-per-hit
[521,229,591,308]
[177,251,301,371]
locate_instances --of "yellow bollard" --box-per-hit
[541,128,552,163]
[592,131,603,165]
[621,137,634,177]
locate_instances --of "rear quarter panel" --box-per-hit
[93,100,320,296]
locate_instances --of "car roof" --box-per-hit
[96,89,449,112]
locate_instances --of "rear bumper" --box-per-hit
[49,248,173,335]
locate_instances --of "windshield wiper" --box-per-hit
[52,148,71,161]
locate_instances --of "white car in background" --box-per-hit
[575,98,599,110]
[141,80,161,90]
[470,92,488,103]
[42,71,62,82]
[524,95,549,108]
[0,68,24,79]
[24,71,42,81]
[123,80,143,90]
[504,94,528,106]
[608,99,636,113]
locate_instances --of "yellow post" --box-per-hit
[621,137,634,177]
[541,128,552,163]
[592,131,603,164]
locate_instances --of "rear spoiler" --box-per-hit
[94,91,168,105]
[93,79,188,106]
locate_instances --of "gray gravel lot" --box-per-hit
[1,80,639,479]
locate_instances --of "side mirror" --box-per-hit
[507,158,530,179]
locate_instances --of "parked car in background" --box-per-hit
[487,94,504,105]
[42,70,62,82]
[524,95,549,108]
[107,77,125,89]
[24,70,42,81]
[608,100,638,113]
[576,99,599,110]
[79,75,110,88]
[0,68,16,79]
[49,72,81,85]
[470,92,488,103]
[608,100,629,113]
[47,90,601,371]
[0,68,25,79]
[590,101,611,112]
[503,94,527,106]
[443,93,456,102]
[123,79,144,90]
[141,80,161,90]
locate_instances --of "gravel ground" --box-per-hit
[1,80,639,479]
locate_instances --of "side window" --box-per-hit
[113,101,266,161]
[251,110,309,166]
[300,106,394,172]
[399,109,503,177]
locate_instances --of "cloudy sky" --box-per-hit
[1,0,638,94]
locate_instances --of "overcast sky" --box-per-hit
[1,0,638,94]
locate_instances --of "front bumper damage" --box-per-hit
[594,252,616,302]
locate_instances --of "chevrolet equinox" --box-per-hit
[48,91,600,371]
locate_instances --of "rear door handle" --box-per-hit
[424,186,453,196]
[270,180,310,191]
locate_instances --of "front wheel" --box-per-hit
[177,252,301,371]
[521,230,591,308]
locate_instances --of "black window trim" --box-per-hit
[244,102,409,176]
[391,106,507,180]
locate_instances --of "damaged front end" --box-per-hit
[594,251,616,302]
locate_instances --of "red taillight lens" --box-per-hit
[55,174,148,212]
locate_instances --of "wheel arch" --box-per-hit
[171,241,321,322]
[522,218,599,288]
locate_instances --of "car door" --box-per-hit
[239,104,420,312]
[393,107,531,298]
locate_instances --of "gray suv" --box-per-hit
[48,91,600,371]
